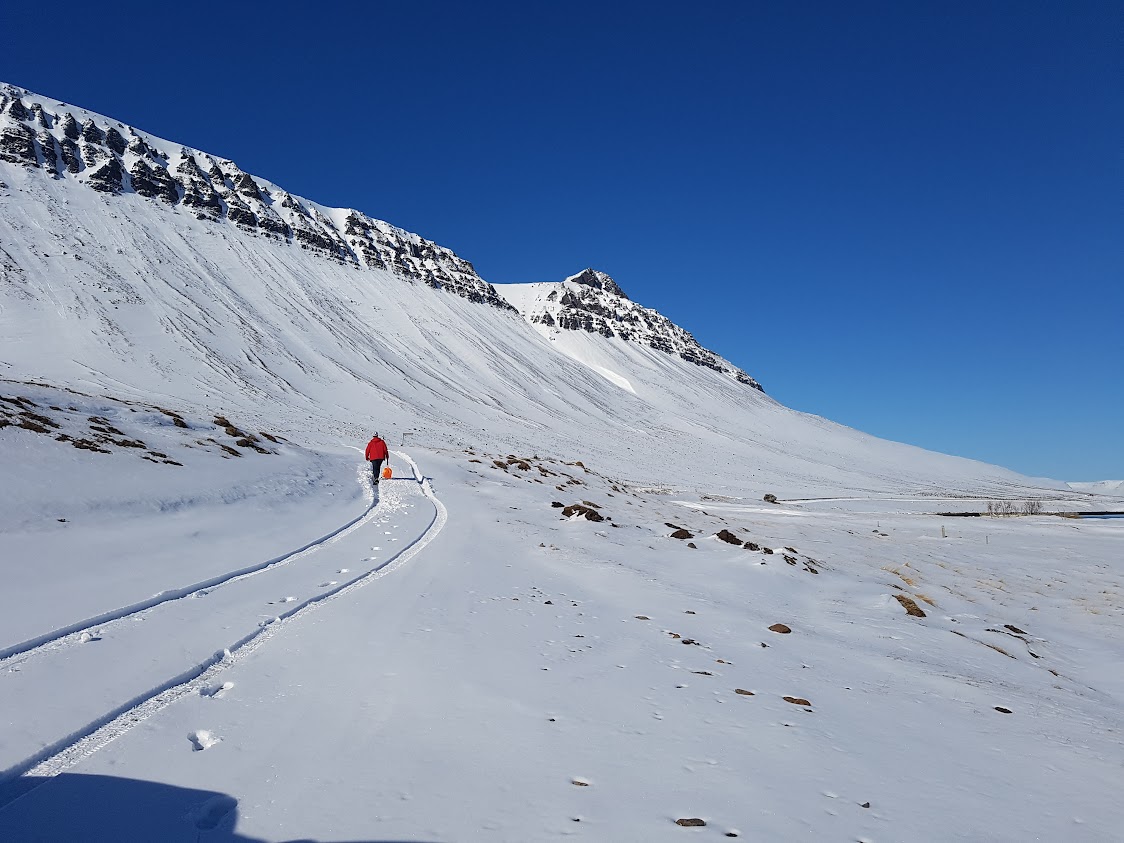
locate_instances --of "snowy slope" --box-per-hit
[1068,480,1124,498]
[0,83,1068,500]
[2,84,1122,842]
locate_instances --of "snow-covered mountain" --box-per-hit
[0,82,1065,497]
[1068,480,1124,497]
[0,83,511,309]
[502,268,761,389]
[3,83,1121,843]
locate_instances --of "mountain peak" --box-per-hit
[499,273,763,391]
[565,268,628,300]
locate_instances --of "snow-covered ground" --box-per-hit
[2,89,1122,841]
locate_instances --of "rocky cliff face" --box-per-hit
[502,270,763,390]
[0,84,513,310]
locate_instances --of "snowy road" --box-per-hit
[0,455,445,808]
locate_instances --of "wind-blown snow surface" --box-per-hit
[2,88,1122,841]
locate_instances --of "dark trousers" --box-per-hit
[370,458,383,483]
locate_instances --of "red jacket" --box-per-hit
[365,437,388,461]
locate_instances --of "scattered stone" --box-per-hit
[745,541,761,551]
[768,623,792,634]
[861,802,871,809]
[571,778,590,786]
[734,688,754,696]
[670,528,693,539]
[687,542,697,549]
[562,503,604,522]
[994,706,1012,714]
[783,696,811,706]
[551,501,564,508]
[716,529,742,545]
[675,818,706,827]
[635,615,650,620]
[681,638,699,646]
[1004,624,1027,635]
[763,493,778,503]
[684,610,696,614]
[761,547,774,555]
[893,594,927,617]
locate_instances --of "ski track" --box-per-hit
[0,465,382,666]
[0,451,446,810]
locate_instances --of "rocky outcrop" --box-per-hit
[0,121,36,167]
[38,131,59,176]
[60,113,79,140]
[80,118,105,145]
[130,159,179,203]
[511,269,763,390]
[104,127,127,155]
[87,157,124,193]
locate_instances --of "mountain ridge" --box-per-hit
[0,82,758,389]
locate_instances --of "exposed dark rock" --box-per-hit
[38,131,59,176]
[176,156,223,217]
[234,172,263,201]
[258,213,292,238]
[30,103,51,128]
[569,268,628,299]
[561,503,604,522]
[0,122,37,167]
[768,623,792,634]
[104,127,127,155]
[763,493,778,503]
[783,696,812,707]
[715,529,743,545]
[80,119,105,145]
[59,137,82,173]
[670,528,693,539]
[745,542,760,551]
[60,113,79,140]
[6,97,30,120]
[129,160,179,203]
[226,201,258,229]
[675,818,706,827]
[87,157,124,193]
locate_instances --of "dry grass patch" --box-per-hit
[893,594,927,617]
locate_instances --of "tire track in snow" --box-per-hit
[0,452,446,809]
[0,465,382,666]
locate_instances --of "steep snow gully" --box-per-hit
[0,452,447,809]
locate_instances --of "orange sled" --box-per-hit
[381,466,393,480]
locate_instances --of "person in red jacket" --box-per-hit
[365,432,389,484]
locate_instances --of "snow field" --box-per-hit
[3,447,1119,841]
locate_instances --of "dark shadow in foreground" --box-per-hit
[0,773,441,843]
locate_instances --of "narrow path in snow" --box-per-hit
[0,482,379,664]
[0,452,447,808]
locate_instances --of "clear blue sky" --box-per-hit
[3,1,1120,480]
